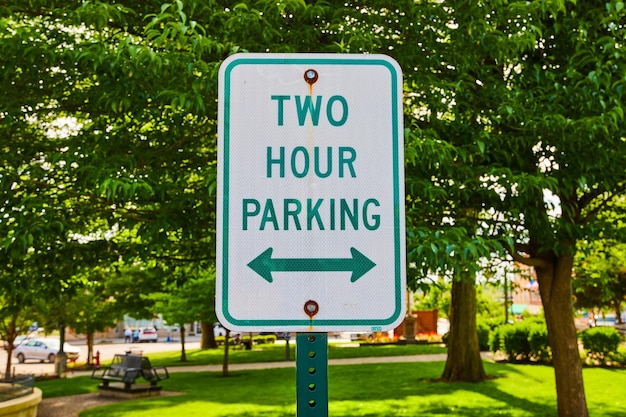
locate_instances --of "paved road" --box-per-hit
[2,334,350,376]
[1,336,203,377]
[3,334,468,378]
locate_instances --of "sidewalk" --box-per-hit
[147,352,462,373]
[67,351,496,377]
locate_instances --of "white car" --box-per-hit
[213,323,240,338]
[13,338,80,363]
[349,332,373,342]
[214,323,227,337]
[137,327,158,343]
[3,334,32,350]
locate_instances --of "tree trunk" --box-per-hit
[3,316,18,377]
[222,329,230,377]
[87,333,94,365]
[201,321,217,349]
[441,271,486,382]
[613,300,623,325]
[180,327,187,362]
[535,253,588,417]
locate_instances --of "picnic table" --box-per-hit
[91,353,169,391]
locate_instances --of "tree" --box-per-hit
[150,263,217,361]
[574,240,626,322]
[0,286,35,377]
[1,0,219,321]
[0,239,107,374]
[401,1,523,383]
[404,1,626,415]
[490,3,626,415]
[104,265,165,323]
[36,274,117,366]
[4,2,624,414]
[441,272,485,381]
[68,288,117,365]
[412,276,450,316]
[0,0,355,376]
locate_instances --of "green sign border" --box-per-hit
[219,55,404,328]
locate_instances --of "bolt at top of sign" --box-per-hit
[216,53,406,332]
[304,69,318,84]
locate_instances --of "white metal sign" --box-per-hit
[216,53,405,332]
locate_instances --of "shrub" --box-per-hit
[491,321,550,362]
[440,324,486,350]
[215,334,277,346]
[528,324,551,362]
[214,336,234,346]
[608,349,626,365]
[476,320,490,351]
[500,323,532,361]
[489,325,501,353]
[581,327,622,364]
[252,334,277,344]
[481,316,506,331]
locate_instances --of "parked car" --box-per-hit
[213,323,241,338]
[13,338,80,363]
[3,334,32,351]
[349,332,374,342]
[213,322,227,337]
[137,327,158,343]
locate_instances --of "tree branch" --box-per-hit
[509,243,548,269]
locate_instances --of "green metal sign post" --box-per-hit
[296,333,328,417]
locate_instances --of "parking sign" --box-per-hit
[217,54,405,332]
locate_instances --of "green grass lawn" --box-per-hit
[36,344,626,416]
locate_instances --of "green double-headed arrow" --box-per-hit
[247,247,376,283]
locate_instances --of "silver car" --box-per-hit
[13,338,80,363]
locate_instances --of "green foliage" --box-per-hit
[104,266,164,321]
[581,327,622,363]
[215,334,277,347]
[412,277,450,316]
[529,325,551,362]
[574,240,626,315]
[149,263,217,331]
[491,321,551,363]
[254,334,277,344]
[488,326,501,354]
[2,1,626,411]
[499,324,532,362]
[442,319,490,352]
[214,335,236,346]
[477,286,509,321]
[401,0,626,410]
[608,344,626,365]
[476,320,491,352]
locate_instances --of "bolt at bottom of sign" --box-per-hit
[304,300,319,318]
